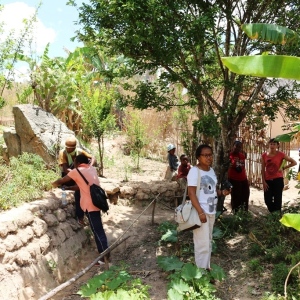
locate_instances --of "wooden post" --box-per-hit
[151,198,157,225]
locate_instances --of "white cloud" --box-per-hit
[0,2,56,55]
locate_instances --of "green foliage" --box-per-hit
[249,243,265,257]
[193,114,221,140]
[78,264,149,299]
[157,256,224,300]
[81,85,116,176]
[0,153,58,210]
[161,229,178,243]
[173,99,197,159]
[157,256,184,272]
[157,221,177,234]
[247,258,264,274]
[217,210,253,237]
[271,263,289,294]
[123,110,149,169]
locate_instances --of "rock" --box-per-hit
[31,218,48,237]
[38,234,50,253]
[4,104,74,163]
[42,213,59,227]
[3,235,23,251]
[17,227,34,244]
[55,208,67,222]
[3,127,20,158]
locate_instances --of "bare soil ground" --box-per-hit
[49,136,300,300]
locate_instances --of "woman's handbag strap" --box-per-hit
[182,168,201,205]
[76,168,89,185]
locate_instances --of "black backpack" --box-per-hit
[76,168,109,213]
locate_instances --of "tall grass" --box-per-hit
[0,152,59,210]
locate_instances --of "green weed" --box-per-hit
[157,256,225,300]
[0,153,58,210]
[77,264,150,299]
[247,258,264,274]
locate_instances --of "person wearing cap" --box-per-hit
[58,136,96,225]
[164,143,179,181]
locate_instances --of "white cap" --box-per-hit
[167,144,176,152]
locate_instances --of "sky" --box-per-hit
[0,0,86,58]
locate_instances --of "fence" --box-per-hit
[238,125,290,190]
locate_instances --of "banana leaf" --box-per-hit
[275,132,298,142]
[280,214,300,231]
[241,23,300,45]
[221,55,300,81]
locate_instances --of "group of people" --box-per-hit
[51,136,297,272]
[52,137,109,265]
[165,139,296,270]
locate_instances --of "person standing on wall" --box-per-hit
[261,138,296,213]
[228,141,250,213]
[58,136,96,225]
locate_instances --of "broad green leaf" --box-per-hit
[169,279,190,294]
[241,23,300,45]
[77,282,99,297]
[275,132,297,142]
[161,229,178,243]
[280,214,300,231]
[210,264,226,281]
[221,55,300,81]
[157,256,184,272]
[212,227,223,239]
[168,288,184,300]
[106,271,131,290]
[180,263,203,281]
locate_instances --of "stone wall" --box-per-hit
[0,194,88,300]
[0,179,181,300]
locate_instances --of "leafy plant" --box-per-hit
[157,221,177,234]
[123,110,149,169]
[0,153,58,210]
[157,256,224,300]
[247,259,264,274]
[46,259,57,272]
[161,229,178,243]
[81,86,116,176]
[271,263,289,294]
[78,264,149,299]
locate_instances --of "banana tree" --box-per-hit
[222,23,300,80]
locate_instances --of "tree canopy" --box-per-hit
[76,0,300,179]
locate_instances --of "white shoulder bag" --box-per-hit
[175,169,202,232]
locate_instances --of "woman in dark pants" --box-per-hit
[261,139,296,213]
[228,141,250,213]
[53,154,109,264]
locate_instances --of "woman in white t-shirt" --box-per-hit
[187,144,231,269]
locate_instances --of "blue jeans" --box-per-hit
[264,177,284,213]
[86,211,108,253]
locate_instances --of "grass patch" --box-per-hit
[0,152,58,210]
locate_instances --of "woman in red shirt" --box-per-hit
[261,139,296,213]
[228,141,249,213]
